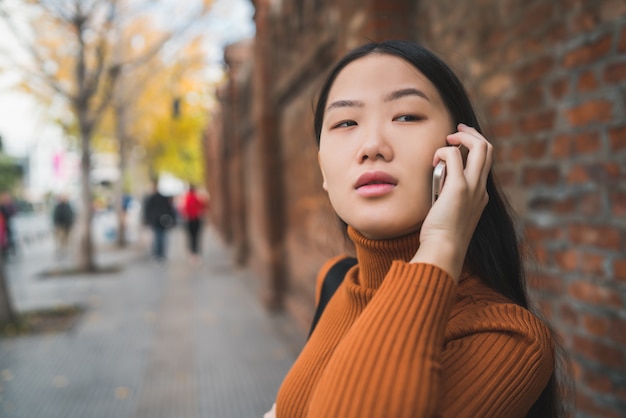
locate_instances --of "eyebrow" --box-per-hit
[326,99,364,113]
[385,88,431,102]
[325,88,431,113]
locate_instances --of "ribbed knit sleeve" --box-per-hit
[440,303,554,417]
[275,260,554,418]
[276,262,456,417]
[306,262,455,418]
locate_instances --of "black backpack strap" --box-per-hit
[308,256,358,339]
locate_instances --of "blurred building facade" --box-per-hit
[204,1,626,416]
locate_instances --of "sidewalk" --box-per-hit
[0,218,305,418]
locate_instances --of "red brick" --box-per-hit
[494,169,514,187]
[548,20,568,40]
[611,191,626,216]
[577,70,599,92]
[567,165,590,184]
[527,138,547,158]
[576,391,624,418]
[582,313,610,337]
[583,371,614,401]
[563,33,613,68]
[510,143,525,162]
[567,163,621,185]
[573,131,601,155]
[551,78,569,99]
[554,249,579,271]
[604,61,626,84]
[617,387,626,407]
[528,194,576,214]
[552,134,572,158]
[494,146,506,163]
[580,252,605,276]
[486,28,506,49]
[565,99,613,127]
[533,298,554,318]
[614,258,626,283]
[370,1,412,13]
[488,100,505,118]
[610,317,626,346]
[491,121,514,138]
[572,335,624,369]
[578,191,603,217]
[523,165,560,186]
[620,26,626,52]
[524,224,563,241]
[519,110,556,133]
[569,224,622,250]
[571,12,600,34]
[559,302,578,327]
[569,280,622,308]
[608,125,626,151]
[516,57,554,84]
[528,273,564,294]
[509,85,544,114]
[532,244,550,265]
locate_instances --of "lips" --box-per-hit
[355,171,398,189]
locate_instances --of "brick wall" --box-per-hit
[412,1,626,416]
[206,1,626,415]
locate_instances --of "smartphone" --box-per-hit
[432,144,468,205]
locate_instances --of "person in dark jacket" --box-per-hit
[0,192,17,257]
[52,194,75,254]
[143,180,176,260]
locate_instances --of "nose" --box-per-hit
[357,123,393,163]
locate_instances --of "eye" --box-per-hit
[394,114,424,122]
[333,120,357,128]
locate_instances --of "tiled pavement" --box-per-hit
[0,214,305,418]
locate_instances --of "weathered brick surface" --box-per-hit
[206,1,626,415]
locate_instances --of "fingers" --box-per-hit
[444,123,493,188]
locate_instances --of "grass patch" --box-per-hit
[0,305,84,337]
[38,264,122,279]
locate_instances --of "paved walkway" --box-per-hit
[0,214,305,418]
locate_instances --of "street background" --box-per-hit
[0,212,304,418]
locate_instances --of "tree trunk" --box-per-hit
[0,253,16,324]
[78,127,96,272]
[114,105,129,248]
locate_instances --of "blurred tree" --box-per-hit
[138,39,210,185]
[0,134,17,324]
[0,154,22,193]
[95,27,212,246]
[0,0,212,270]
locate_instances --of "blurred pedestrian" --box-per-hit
[0,192,18,257]
[180,184,207,263]
[52,194,75,255]
[142,180,176,261]
[0,211,6,258]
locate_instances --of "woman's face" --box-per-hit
[318,54,454,239]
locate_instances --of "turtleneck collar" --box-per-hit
[348,225,421,289]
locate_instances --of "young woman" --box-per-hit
[266,40,562,418]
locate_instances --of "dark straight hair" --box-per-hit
[313,40,563,418]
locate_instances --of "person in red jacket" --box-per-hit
[180,184,207,263]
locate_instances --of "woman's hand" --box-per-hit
[411,123,493,281]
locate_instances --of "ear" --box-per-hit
[318,153,328,191]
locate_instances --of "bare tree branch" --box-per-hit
[0,4,74,99]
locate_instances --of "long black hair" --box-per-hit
[313,40,564,418]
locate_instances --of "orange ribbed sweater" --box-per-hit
[275,227,554,418]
